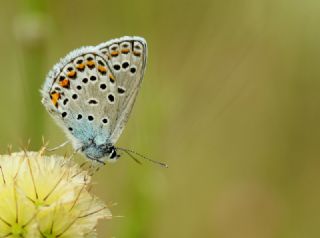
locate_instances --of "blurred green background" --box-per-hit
[1,0,320,237]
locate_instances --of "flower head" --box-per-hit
[0,150,111,237]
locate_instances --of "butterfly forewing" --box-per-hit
[97,36,147,143]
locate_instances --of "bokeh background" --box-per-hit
[1,0,320,237]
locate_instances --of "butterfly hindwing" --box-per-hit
[42,47,120,151]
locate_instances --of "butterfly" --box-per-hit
[41,36,149,165]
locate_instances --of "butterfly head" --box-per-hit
[105,145,120,163]
[81,139,120,163]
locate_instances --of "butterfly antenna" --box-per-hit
[120,149,143,165]
[116,147,168,168]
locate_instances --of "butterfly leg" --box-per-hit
[85,160,105,176]
[67,147,81,160]
[46,141,69,152]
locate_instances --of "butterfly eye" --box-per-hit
[109,149,117,159]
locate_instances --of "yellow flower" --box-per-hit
[0,150,111,237]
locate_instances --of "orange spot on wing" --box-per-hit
[111,51,119,57]
[98,65,107,73]
[86,61,95,68]
[67,71,77,78]
[133,51,141,57]
[59,79,70,88]
[76,63,85,70]
[121,49,130,54]
[50,92,60,107]
[109,74,115,82]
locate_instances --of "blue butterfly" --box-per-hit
[41,36,163,166]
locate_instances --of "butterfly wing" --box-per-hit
[96,36,147,144]
[42,36,147,157]
[41,46,120,152]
